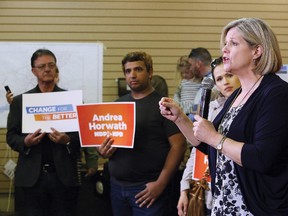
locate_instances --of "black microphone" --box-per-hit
[199,77,214,119]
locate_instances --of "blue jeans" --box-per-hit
[110,181,171,216]
[23,172,79,216]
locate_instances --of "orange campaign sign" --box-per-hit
[76,102,135,148]
[193,149,211,183]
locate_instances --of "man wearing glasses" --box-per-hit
[6,49,81,216]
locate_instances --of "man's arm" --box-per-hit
[135,132,187,208]
[156,132,187,190]
[83,147,99,176]
[6,95,28,153]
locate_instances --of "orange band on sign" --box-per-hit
[76,102,135,148]
[34,112,77,121]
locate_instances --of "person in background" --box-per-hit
[6,49,81,216]
[187,48,213,110]
[151,74,169,97]
[97,51,187,216]
[80,148,98,177]
[173,56,202,115]
[159,17,288,215]
[208,57,241,120]
[177,56,241,216]
[6,66,99,178]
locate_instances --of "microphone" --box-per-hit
[199,77,214,119]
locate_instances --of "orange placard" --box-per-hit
[76,102,135,148]
[193,149,211,182]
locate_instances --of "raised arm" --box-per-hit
[159,97,200,146]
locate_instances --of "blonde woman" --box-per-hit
[160,18,288,215]
[178,56,240,216]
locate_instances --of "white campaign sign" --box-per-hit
[22,90,83,133]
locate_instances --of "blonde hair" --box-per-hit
[221,18,282,75]
[176,56,190,72]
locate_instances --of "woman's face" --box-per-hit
[222,27,255,75]
[214,64,241,98]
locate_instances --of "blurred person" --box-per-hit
[177,56,241,216]
[97,51,187,216]
[187,48,213,110]
[151,74,169,97]
[173,56,202,115]
[188,47,212,81]
[6,49,81,216]
[80,148,98,177]
[159,18,288,215]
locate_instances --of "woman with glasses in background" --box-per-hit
[177,57,240,216]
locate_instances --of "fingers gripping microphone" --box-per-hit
[199,77,214,119]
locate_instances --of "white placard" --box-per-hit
[22,90,82,133]
[278,65,288,83]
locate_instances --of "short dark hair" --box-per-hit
[31,49,57,67]
[121,51,153,73]
[188,47,212,66]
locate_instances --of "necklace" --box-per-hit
[232,75,263,108]
[218,75,263,134]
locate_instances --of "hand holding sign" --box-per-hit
[76,102,135,148]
